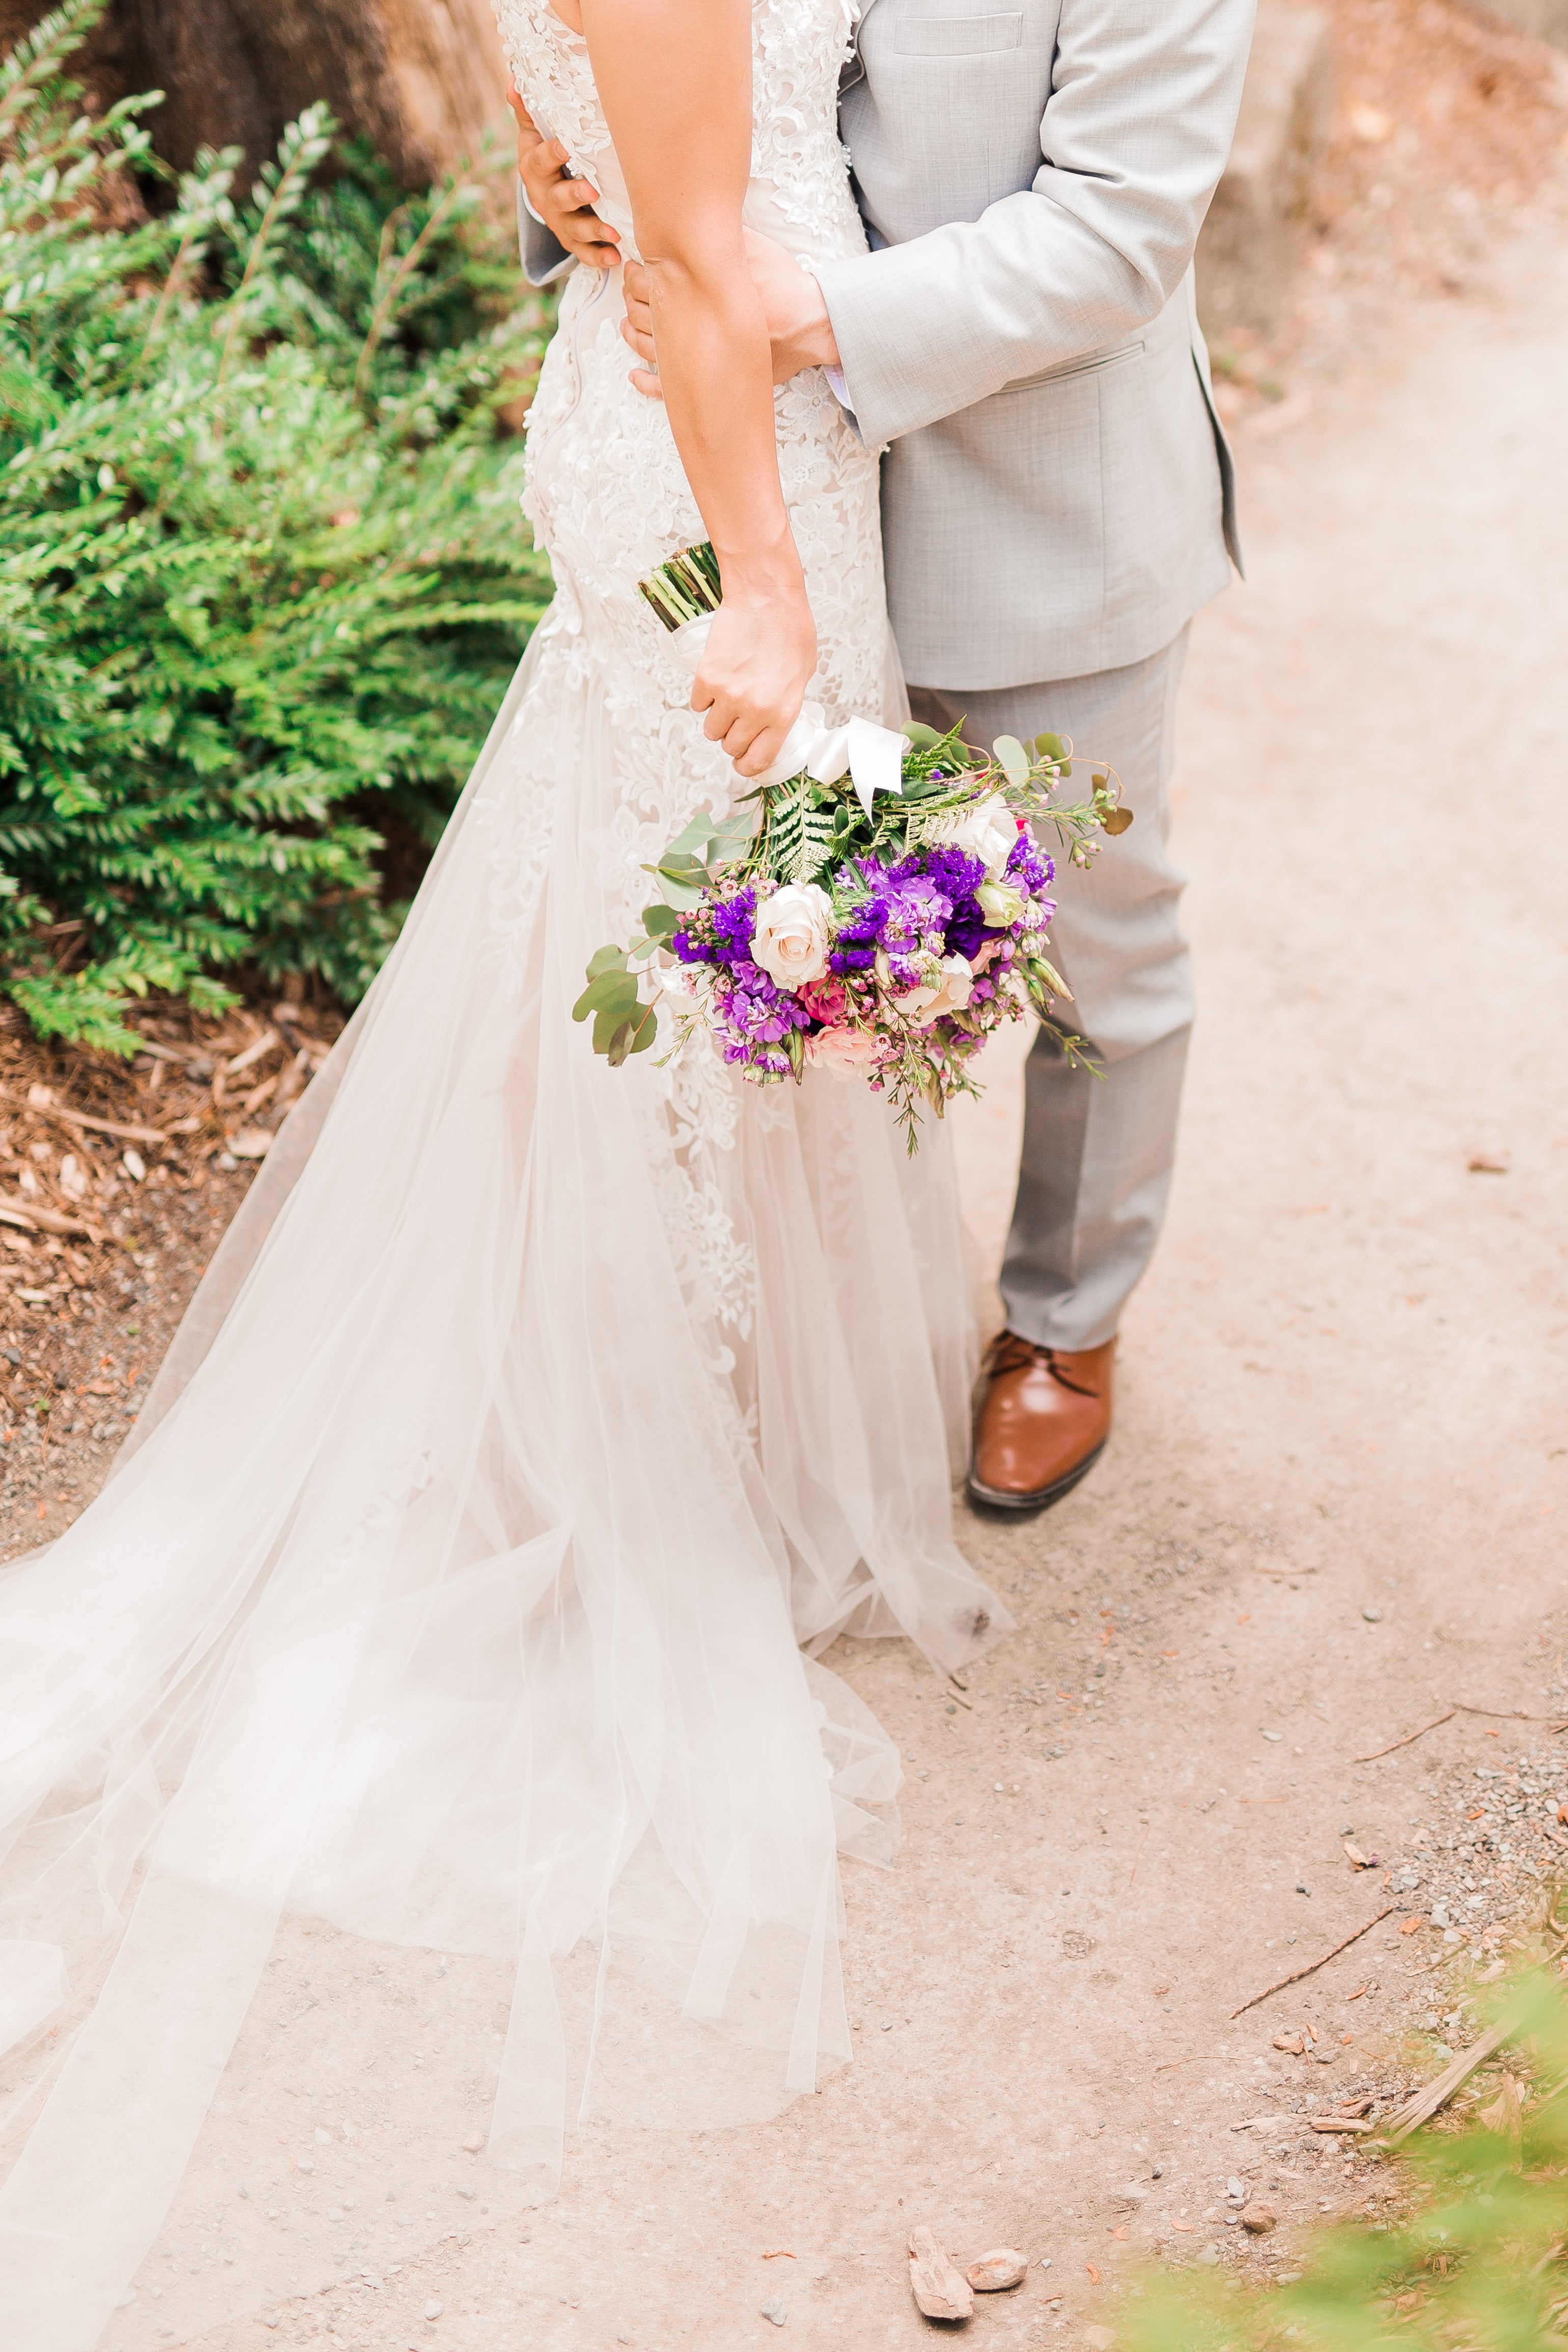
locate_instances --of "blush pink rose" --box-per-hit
[808,1026,885,1080]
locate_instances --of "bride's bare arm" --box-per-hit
[580,0,815,776]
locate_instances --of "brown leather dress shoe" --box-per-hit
[967,1332,1116,1512]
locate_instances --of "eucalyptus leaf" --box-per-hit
[573,970,640,1024]
[600,1014,636,1063]
[641,903,681,937]
[663,813,718,862]
[1033,732,1066,762]
[584,943,628,981]
[1103,807,1134,835]
[899,720,943,751]
[627,1002,659,1056]
[992,733,1030,786]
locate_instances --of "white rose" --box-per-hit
[894,952,975,1029]
[926,792,1017,883]
[976,879,1025,928]
[751,882,832,992]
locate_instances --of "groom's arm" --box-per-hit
[814,0,1255,448]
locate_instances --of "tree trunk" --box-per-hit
[1,0,511,188]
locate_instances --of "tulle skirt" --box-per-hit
[0,613,1007,2348]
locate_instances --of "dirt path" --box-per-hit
[79,219,1568,2352]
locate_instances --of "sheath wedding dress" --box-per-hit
[0,2,1007,2341]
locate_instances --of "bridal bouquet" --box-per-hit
[575,547,1131,1145]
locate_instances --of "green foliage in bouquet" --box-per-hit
[0,0,554,1053]
[1122,1962,1568,2352]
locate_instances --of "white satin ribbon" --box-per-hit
[664,617,906,809]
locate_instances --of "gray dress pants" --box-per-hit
[907,626,1193,1352]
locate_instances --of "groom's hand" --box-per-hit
[507,84,622,271]
[620,230,840,398]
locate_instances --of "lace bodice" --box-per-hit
[496,0,866,264]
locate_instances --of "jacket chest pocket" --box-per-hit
[893,11,1024,54]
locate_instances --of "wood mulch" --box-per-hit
[0,987,343,1558]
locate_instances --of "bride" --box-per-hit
[0,0,1006,2339]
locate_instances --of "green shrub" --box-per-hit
[0,0,554,1053]
[1123,1966,1568,2352]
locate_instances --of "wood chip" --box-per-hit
[966,2249,1027,2292]
[224,1028,280,1080]
[45,1103,168,1146]
[1379,2015,1517,2146]
[0,1194,102,1242]
[908,2227,973,2321]
[1342,1842,1376,1869]
[1477,2074,1523,2139]
[1308,2117,1375,2134]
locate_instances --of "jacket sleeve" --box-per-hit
[813,0,1255,448]
[516,179,575,289]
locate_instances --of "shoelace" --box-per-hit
[983,1331,1102,1399]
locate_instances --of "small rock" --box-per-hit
[456,2184,475,2199]
[1242,2208,1278,2235]
[462,2132,484,2154]
[1261,1731,1283,1743]
[1276,2268,1304,2284]
[315,2127,332,2144]
[1362,1606,1383,1623]
[1084,2331,1116,2351]
[424,2300,443,2321]
[1196,2243,1221,2266]
[760,2297,788,2326]
[908,2226,974,2321]
[1226,2177,1246,2202]
[966,2248,1027,2291]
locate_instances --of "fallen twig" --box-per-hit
[1378,2015,1516,2146]
[1451,1702,1568,1730]
[1354,1711,1456,1764]
[1308,2116,1376,2135]
[1353,1702,1568,1766]
[1230,1906,1395,2018]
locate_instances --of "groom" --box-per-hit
[513,0,1255,1514]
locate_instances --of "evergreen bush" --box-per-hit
[0,0,554,1053]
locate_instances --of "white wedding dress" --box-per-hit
[0,2,1007,2342]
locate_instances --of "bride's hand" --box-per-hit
[691,556,817,779]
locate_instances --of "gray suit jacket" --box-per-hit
[520,0,1253,691]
